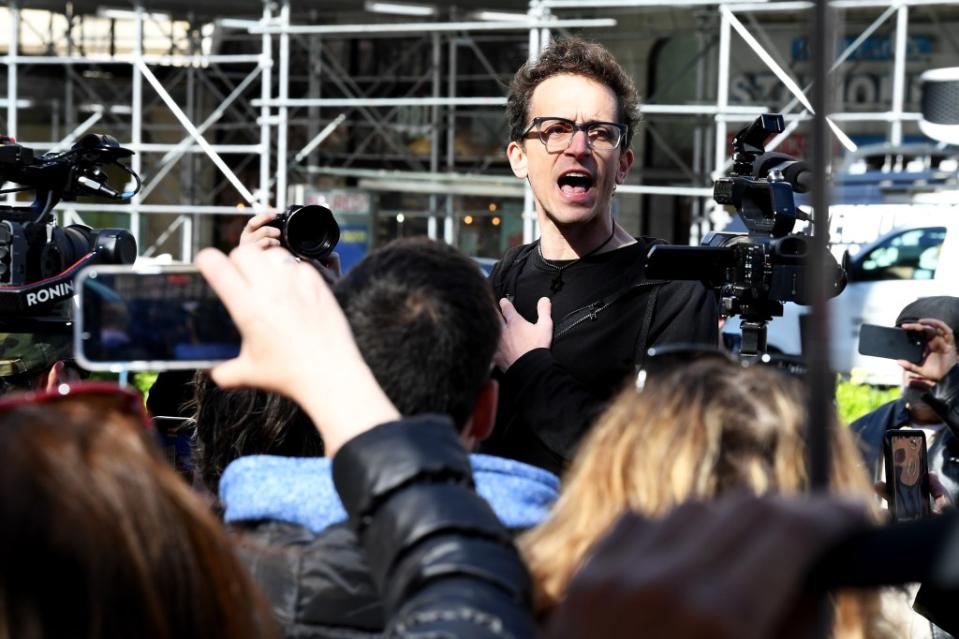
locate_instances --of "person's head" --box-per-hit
[0,327,80,396]
[895,296,959,422]
[0,384,278,639]
[505,38,638,232]
[335,237,501,447]
[191,373,325,495]
[521,359,891,637]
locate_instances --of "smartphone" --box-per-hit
[883,430,931,522]
[858,323,926,364]
[75,264,240,372]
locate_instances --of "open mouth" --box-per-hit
[557,171,594,197]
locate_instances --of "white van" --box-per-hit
[756,203,959,386]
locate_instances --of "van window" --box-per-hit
[855,227,946,281]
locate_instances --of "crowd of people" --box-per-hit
[1,37,959,638]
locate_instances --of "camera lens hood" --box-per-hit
[283,204,340,259]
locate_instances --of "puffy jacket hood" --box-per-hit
[220,452,559,532]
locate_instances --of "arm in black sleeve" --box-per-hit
[332,415,535,639]
[924,364,959,439]
[499,348,606,462]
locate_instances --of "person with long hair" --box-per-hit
[0,384,278,639]
[521,358,901,638]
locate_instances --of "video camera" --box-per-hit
[0,133,138,318]
[646,113,846,357]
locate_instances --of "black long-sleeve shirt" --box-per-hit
[481,239,719,475]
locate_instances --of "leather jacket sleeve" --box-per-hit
[332,415,535,638]
[924,364,959,439]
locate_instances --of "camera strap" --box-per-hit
[492,243,538,303]
[635,286,659,370]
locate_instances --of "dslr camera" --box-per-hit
[646,113,846,356]
[265,204,340,260]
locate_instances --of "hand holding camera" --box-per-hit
[240,206,342,284]
[240,211,282,250]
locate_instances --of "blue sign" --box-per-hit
[337,224,370,273]
[791,34,933,62]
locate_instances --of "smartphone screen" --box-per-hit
[883,430,931,521]
[858,324,926,364]
[75,265,240,371]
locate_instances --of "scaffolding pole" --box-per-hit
[259,2,272,208]
[5,1,19,206]
[249,18,618,35]
[522,0,548,244]
[711,5,731,229]
[131,3,143,245]
[890,3,909,146]
[445,36,457,244]
[276,0,290,210]
[429,32,441,240]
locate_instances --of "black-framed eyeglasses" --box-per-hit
[522,117,628,152]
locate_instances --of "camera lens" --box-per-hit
[284,205,340,259]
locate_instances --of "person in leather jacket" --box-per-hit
[207,238,560,638]
[851,297,959,503]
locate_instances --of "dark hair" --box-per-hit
[0,400,278,639]
[335,237,501,431]
[190,372,325,495]
[506,37,640,147]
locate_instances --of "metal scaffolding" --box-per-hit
[2,0,957,259]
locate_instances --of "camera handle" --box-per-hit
[739,320,768,359]
[720,285,780,359]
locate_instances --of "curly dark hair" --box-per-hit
[506,37,640,148]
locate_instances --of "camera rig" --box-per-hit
[646,114,846,358]
[0,133,138,318]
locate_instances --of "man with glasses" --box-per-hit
[482,38,718,474]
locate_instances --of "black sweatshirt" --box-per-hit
[480,238,719,475]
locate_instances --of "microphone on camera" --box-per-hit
[76,175,123,199]
[752,152,812,193]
